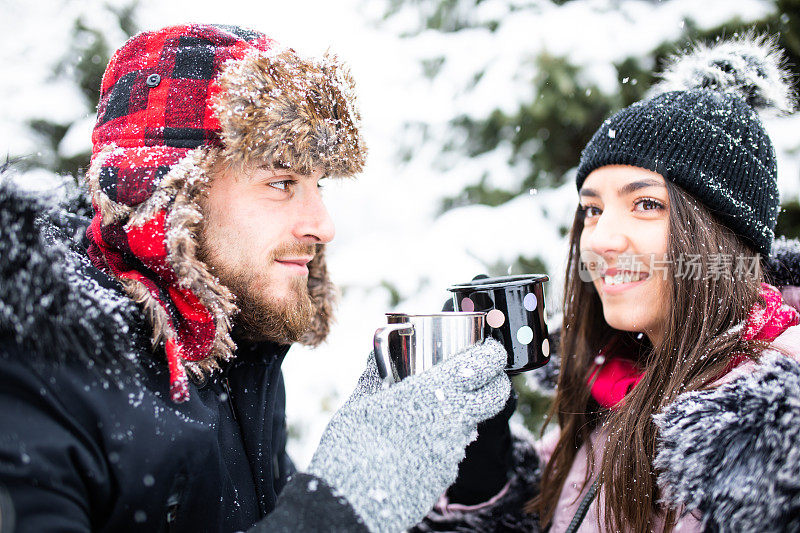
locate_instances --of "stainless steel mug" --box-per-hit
[373,312,486,383]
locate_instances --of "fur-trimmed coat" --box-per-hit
[416,238,800,533]
[0,181,368,532]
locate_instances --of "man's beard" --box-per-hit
[197,231,315,344]
[230,267,315,343]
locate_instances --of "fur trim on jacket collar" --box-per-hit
[765,236,800,287]
[654,348,800,531]
[0,178,143,371]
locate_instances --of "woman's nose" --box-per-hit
[586,211,628,257]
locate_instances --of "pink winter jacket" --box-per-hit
[424,313,800,532]
[536,324,800,533]
[535,429,702,532]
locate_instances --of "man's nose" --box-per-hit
[294,186,336,244]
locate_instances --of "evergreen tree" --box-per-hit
[18,3,139,183]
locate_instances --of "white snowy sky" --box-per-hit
[2,0,797,465]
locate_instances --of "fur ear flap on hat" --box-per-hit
[650,32,796,114]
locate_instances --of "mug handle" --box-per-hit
[373,323,414,384]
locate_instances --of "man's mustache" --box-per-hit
[268,242,318,262]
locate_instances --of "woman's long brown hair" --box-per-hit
[526,180,767,532]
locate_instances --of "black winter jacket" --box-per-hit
[0,183,367,532]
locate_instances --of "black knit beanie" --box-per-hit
[576,35,795,256]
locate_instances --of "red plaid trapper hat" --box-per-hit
[85,24,365,402]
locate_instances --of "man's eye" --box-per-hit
[270,180,294,191]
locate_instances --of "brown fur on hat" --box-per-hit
[214,48,367,176]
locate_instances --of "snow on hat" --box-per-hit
[85,24,363,402]
[576,34,795,256]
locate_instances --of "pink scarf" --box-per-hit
[588,283,800,409]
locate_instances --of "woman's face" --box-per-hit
[578,165,670,346]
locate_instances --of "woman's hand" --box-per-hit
[446,390,516,505]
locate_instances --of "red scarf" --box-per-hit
[588,283,800,409]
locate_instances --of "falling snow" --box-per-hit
[0,0,798,470]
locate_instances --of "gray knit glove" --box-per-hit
[307,338,511,533]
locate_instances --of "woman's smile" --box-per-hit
[599,268,651,293]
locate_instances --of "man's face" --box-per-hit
[198,162,335,343]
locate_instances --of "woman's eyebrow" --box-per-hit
[619,179,665,196]
[579,179,665,198]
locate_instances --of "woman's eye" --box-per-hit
[581,205,601,218]
[635,198,665,211]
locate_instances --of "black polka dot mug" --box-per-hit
[447,274,550,374]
